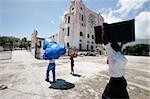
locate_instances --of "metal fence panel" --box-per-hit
[0,45,12,60]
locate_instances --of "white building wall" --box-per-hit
[58,0,104,51]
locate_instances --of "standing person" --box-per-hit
[70,54,74,75]
[35,44,37,58]
[43,38,66,83]
[101,32,129,99]
[45,58,56,83]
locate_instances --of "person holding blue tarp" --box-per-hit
[45,58,56,83]
[43,38,66,83]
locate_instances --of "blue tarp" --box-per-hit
[43,39,66,59]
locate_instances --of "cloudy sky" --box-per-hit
[0,0,149,40]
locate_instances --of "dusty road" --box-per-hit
[0,50,150,99]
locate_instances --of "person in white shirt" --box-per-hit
[101,33,129,99]
[45,59,56,83]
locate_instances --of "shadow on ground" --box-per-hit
[49,79,75,90]
[72,74,82,77]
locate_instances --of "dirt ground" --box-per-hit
[0,50,150,99]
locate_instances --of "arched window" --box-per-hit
[67,27,70,36]
[79,44,82,51]
[68,16,70,23]
[92,35,94,39]
[87,45,89,51]
[91,46,93,50]
[87,34,89,38]
[67,43,69,47]
[80,31,83,36]
[82,15,83,21]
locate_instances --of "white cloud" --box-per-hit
[115,0,149,17]
[99,1,150,40]
[100,8,123,24]
[135,11,150,39]
[99,9,150,39]
[50,20,55,25]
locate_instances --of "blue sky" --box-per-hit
[0,0,149,40]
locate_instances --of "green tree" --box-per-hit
[20,37,28,50]
[0,37,6,45]
[123,44,150,56]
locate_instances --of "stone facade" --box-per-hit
[54,0,104,51]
